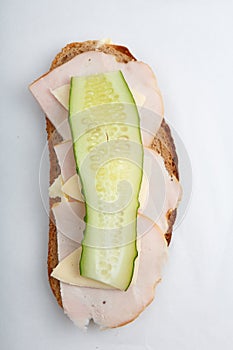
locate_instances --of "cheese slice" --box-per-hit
[51,241,141,289]
[95,38,113,48]
[51,84,146,110]
[49,174,70,203]
[51,84,70,109]
[61,174,84,202]
[51,247,114,289]
[131,89,146,107]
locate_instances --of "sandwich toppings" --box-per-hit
[29,47,181,328]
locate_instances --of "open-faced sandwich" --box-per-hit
[29,39,182,329]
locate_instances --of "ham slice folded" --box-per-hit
[52,201,85,244]
[54,141,75,182]
[29,51,163,141]
[57,215,167,329]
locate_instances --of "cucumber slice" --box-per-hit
[69,71,143,290]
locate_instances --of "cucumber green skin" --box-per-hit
[69,71,143,291]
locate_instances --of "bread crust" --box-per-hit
[46,41,179,310]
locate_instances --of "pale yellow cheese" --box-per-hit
[49,174,69,203]
[50,84,70,109]
[51,84,146,110]
[131,88,146,107]
[138,166,150,211]
[51,247,114,289]
[61,174,84,202]
[95,38,113,48]
[51,241,141,289]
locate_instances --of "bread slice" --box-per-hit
[46,41,179,308]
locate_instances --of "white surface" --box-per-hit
[1,0,233,349]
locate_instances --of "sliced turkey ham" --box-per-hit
[54,141,76,182]
[139,148,181,232]
[29,51,163,141]
[52,201,85,244]
[57,215,167,329]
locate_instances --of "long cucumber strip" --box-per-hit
[69,71,143,290]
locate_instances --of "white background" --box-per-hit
[1,0,233,349]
